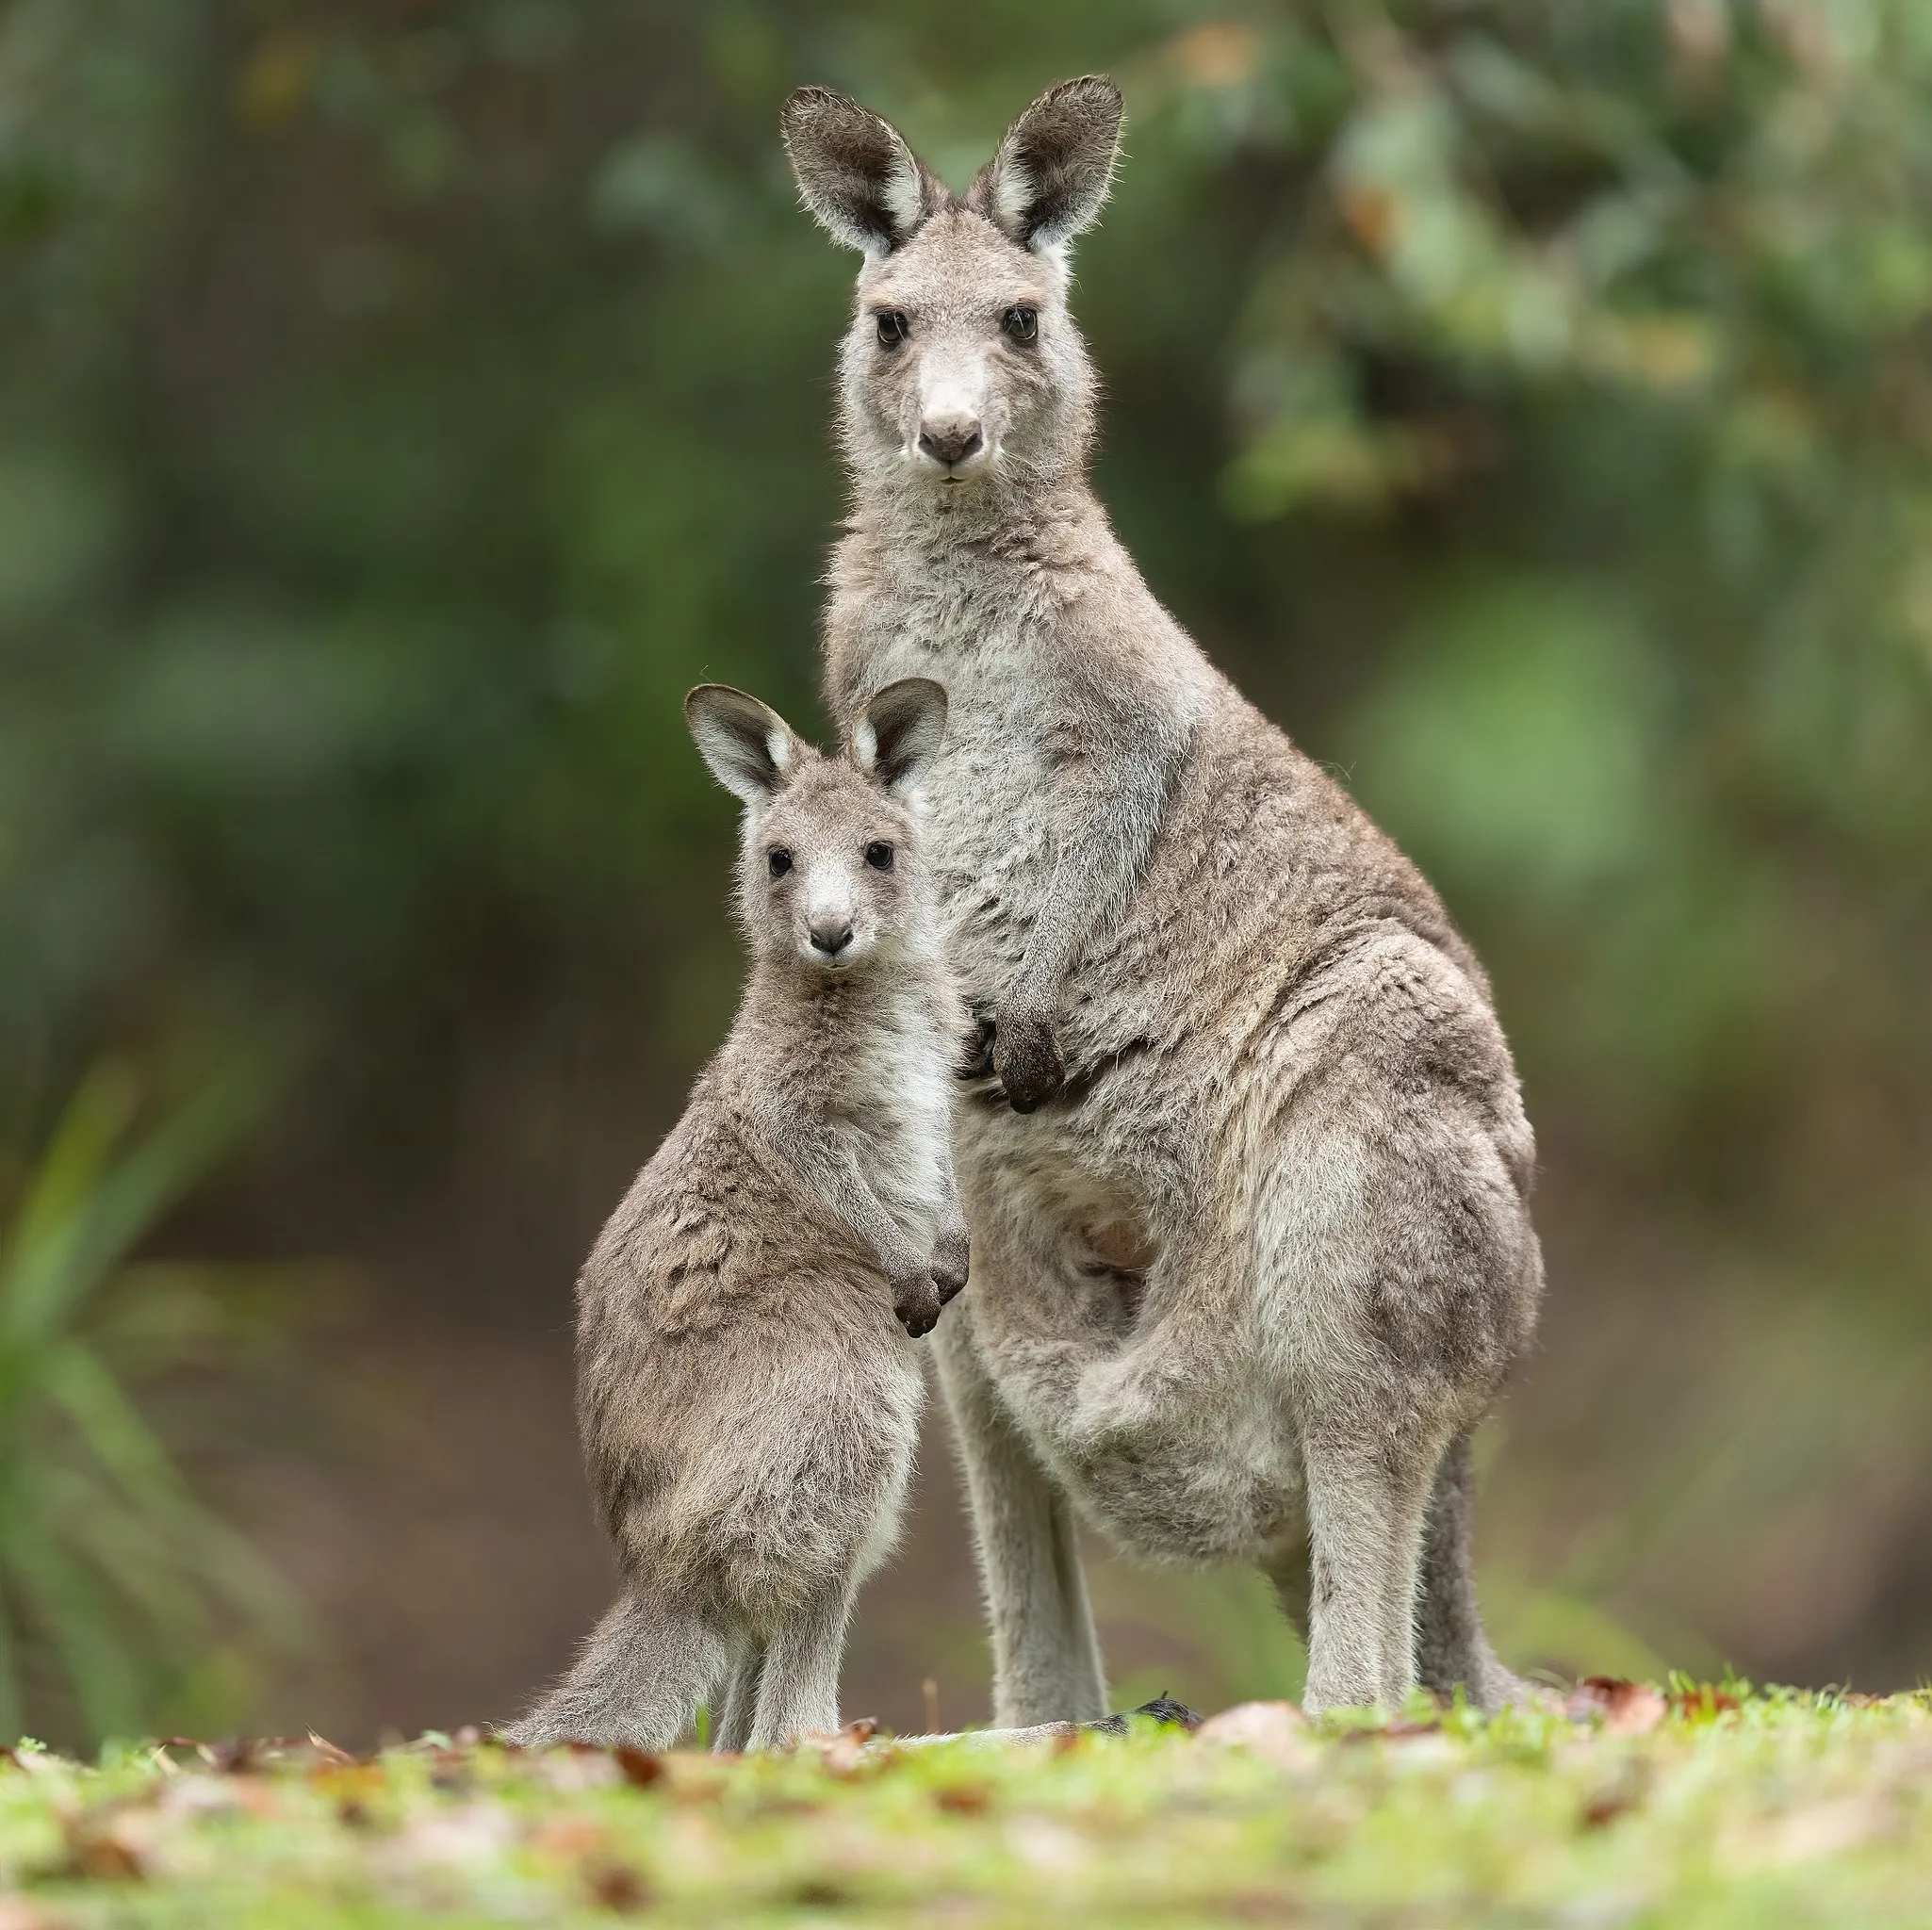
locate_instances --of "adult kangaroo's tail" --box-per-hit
[500,1593,723,1749]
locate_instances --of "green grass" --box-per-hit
[2,1690,1930,1926]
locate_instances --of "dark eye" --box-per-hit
[1002,306,1038,344]
[865,842,894,871]
[768,848,793,877]
[876,310,909,348]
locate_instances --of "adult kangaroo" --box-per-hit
[782,75,1543,1717]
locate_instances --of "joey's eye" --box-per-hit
[768,848,793,878]
[865,842,894,872]
[1002,306,1038,344]
[876,310,909,348]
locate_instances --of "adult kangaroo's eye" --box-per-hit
[1002,306,1038,344]
[768,848,793,878]
[876,310,909,349]
[865,842,894,872]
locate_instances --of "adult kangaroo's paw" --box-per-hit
[992,1006,1065,1113]
[892,1272,943,1339]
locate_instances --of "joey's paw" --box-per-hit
[931,1228,971,1306]
[992,1008,1065,1113]
[892,1275,942,1340]
[957,1006,998,1083]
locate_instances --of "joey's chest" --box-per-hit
[839,1001,954,1216]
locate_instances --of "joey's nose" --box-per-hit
[917,420,985,470]
[809,921,855,958]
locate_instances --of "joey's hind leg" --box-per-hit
[504,1593,727,1749]
[747,1583,856,1750]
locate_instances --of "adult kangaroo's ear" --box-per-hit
[781,87,941,256]
[856,678,948,794]
[685,685,798,805]
[970,75,1123,257]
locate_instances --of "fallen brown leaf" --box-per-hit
[530,1816,608,1860]
[1670,1684,1742,1723]
[586,1860,653,1913]
[790,1878,849,1908]
[801,1719,884,1778]
[60,1809,151,1883]
[1580,1761,1650,1829]
[933,1784,992,1816]
[1566,1677,1667,1735]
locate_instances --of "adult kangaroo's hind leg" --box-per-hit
[933,1318,1107,1727]
[1416,1427,1532,1711]
[1298,1416,1445,1714]
[502,1593,726,1749]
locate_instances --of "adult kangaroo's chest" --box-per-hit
[849,593,1065,998]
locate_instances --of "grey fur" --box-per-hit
[505,679,970,1750]
[785,79,1544,1716]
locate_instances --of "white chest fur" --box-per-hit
[841,985,954,1241]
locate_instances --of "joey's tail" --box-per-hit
[499,1592,726,1749]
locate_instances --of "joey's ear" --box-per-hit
[855,678,948,794]
[781,86,942,256]
[969,75,1123,256]
[685,685,798,805]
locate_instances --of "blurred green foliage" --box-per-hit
[1,0,1929,1705]
[0,1066,298,1742]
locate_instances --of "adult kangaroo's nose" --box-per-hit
[918,417,985,470]
[809,919,855,958]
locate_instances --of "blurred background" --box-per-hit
[1,0,1929,1749]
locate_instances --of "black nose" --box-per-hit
[918,424,984,468]
[810,923,854,957]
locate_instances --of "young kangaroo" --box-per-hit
[505,678,968,1752]
[783,78,1544,1717]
